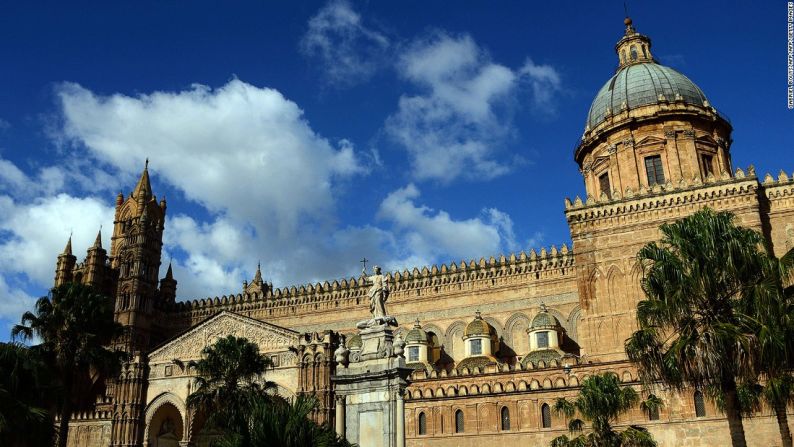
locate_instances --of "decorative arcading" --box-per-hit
[404,361,639,401]
[169,246,575,318]
[565,166,761,225]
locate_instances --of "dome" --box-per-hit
[456,355,498,371]
[521,349,562,368]
[586,62,709,130]
[464,312,495,337]
[405,320,429,344]
[531,311,560,329]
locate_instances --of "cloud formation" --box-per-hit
[0,73,527,328]
[378,183,517,265]
[386,32,562,183]
[300,0,390,87]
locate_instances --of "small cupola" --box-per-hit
[615,17,654,68]
[522,303,567,368]
[404,319,431,366]
[463,311,496,357]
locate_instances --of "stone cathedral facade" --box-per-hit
[58,18,794,447]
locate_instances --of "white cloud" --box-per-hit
[384,33,563,184]
[520,58,563,109]
[300,0,390,86]
[0,193,114,287]
[377,183,517,264]
[57,79,366,235]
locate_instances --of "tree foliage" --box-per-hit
[0,342,56,447]
[12,282,124,447]
[624,208,769,447]
[550,373,656,447]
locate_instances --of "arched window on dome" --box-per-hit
[501,406,511,431]
[455,409,464,433]
[641,45,648,59]
[541,403,552,428]
[418,412,427,435]
[630,45,638,61]
[620,50,626,64]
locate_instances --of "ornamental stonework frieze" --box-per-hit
[148,311,299,363]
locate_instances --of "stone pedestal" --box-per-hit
[333,321,411,447]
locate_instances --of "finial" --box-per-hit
[414,318,421,328]
[475,309,482,320]
[540,302,548,313]
[145,158,149,170]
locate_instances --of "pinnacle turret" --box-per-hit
[131,159,152,201]
[63,235,73,255]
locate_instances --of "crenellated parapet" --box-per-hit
[166,245,576,324]
[565,166,762,230]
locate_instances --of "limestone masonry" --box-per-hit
[58,17,794,447]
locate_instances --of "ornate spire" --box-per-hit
[93,228,102,249]
[63,235,73,256]
[615,17,654,69]
[165,262,174,280]
[131,159,152,201]
[253,261,263,283]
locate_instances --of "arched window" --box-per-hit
[501,406,511,431]
[694,390,706,417]
[418,412,427,435]
[455,409,464,433]
[630,45,638,61]
[641,45,648,58]
[647,394,660,421]
[541,403,552,428]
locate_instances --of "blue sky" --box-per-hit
[0,1,791,335]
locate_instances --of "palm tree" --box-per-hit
[624,208,767,447]
[0,342,56,447]
[12,282,124,447]
[550,373,656,447]
[214,394,355,447]
[186,335,273,445]
[745,247,794,447]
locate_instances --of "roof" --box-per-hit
[405,320,429,344]
[530,311,560,329]
[456,355,498,372]
[464,312,495,337]
[521,348,563,367]
[586,62,709,130]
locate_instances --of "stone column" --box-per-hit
[396,392,405,447]
[335,395,345,438]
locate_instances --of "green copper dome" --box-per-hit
[531,311,559,329]
[464,312,495,337]
[405,320,429,344]
[521,349,562,368]
[586,62,708,130]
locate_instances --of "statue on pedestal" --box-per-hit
[357,264,396,329]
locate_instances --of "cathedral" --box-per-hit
[58,18,794,447]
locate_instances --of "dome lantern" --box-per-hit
[615,17,655,69]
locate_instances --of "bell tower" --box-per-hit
[110,160,167,352]
[108,160,167,447]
